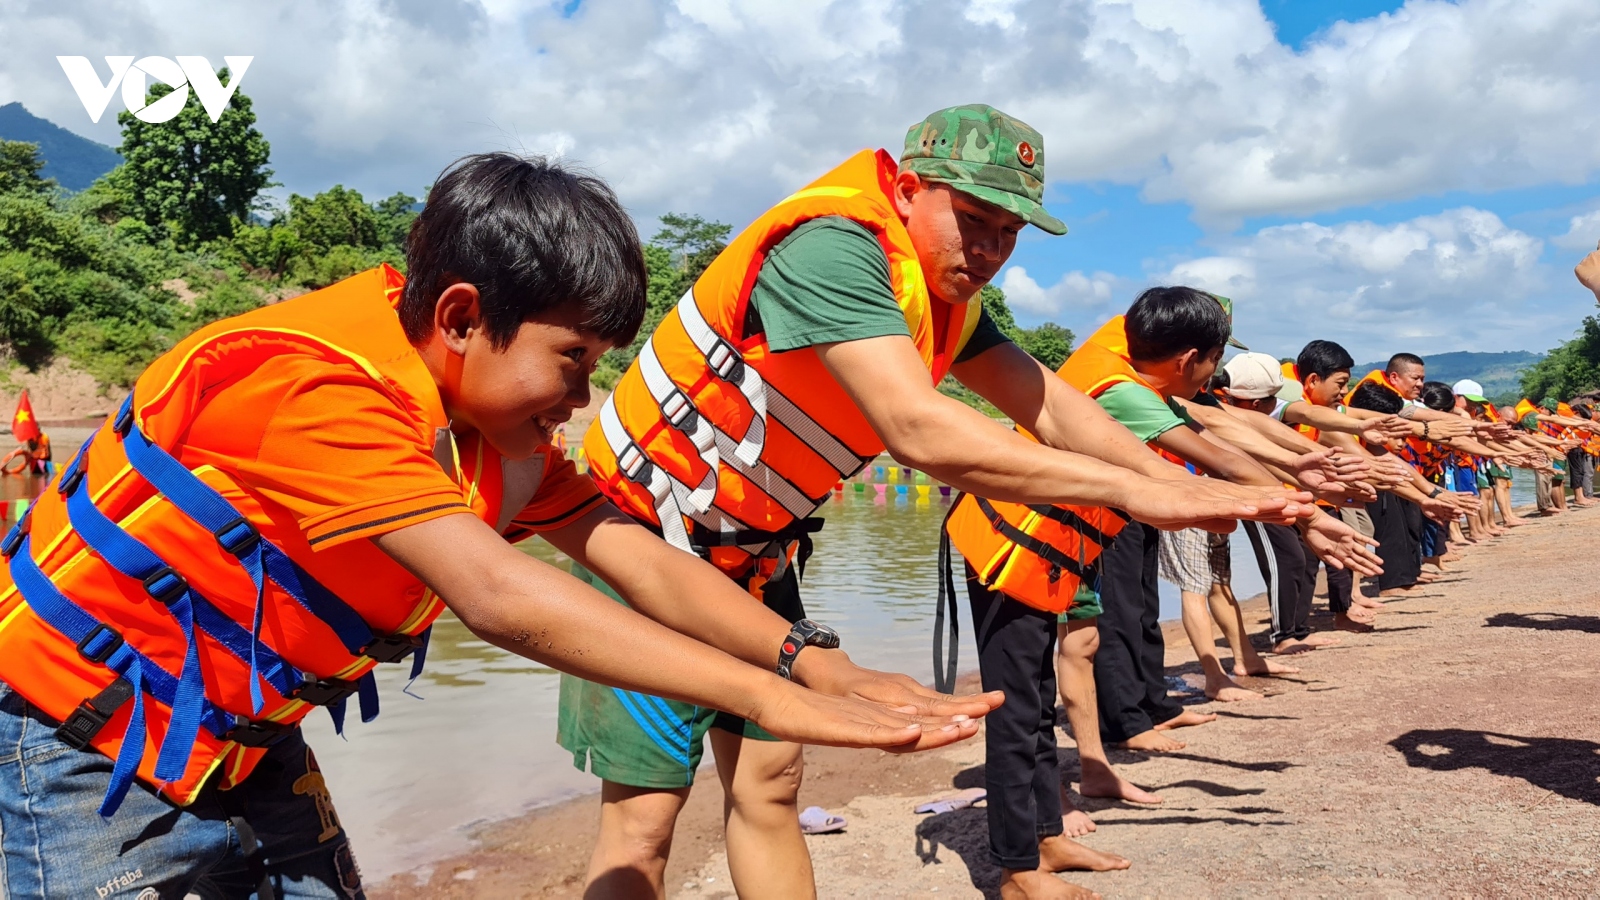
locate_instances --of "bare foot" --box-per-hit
[1000,869,1101,900]
[1234,658,1301,676]
[1352,594,1384,610]
[1379,587,1412,598]
[1061,808,1097,838]
[1078,764,1164,804]
[1302,634,1342,648]
[1155,709,1218,731]
[1114,729,1187,752]
[1333,613,1374,633]
[1039,834,1130,873]
[1271,638,1318,655]
[1205,675,1264,702]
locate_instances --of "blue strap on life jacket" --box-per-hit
[113,396,418,727]
[5,532,235,815]
[57,439,318,782]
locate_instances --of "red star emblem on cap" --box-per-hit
[1016,141,1035,166]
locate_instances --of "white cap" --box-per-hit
[1222,352,1284,400]
[1452,379,1486,402]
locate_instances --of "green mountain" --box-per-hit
[1355,350,1543,404]
[0,102,120,191]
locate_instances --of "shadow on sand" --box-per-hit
[1484,612,1600,634]
[1390,729,1600,805]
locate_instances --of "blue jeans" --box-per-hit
[0,681,363,899]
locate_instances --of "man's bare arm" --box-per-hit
[815,335,1311,527]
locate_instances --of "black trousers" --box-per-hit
[1323,555,1354,614]
[1094,521,1182,743]
[1372,493,1423,590]
[966,569,1064,870]
[1243,521,1310,644]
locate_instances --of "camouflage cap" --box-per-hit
[901,104,1067,235]
[1208,293,1250,350]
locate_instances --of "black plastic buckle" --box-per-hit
[214,516,261,557]
[290,677,359,707]
[362,633,423,664]
[57,465,84,497]
[76,624,124,664]
[661,389,699,432]
[141,566,189,605]
[707,341,744,382]
[617,444,654,484]
[224,718,294,748]
[1,522,24,559]
[112,401,134,436]
[56,700,112,750]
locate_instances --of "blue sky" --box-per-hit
[6,0,1600,361]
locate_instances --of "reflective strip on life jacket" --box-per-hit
[679,288,868,478]
[598,395,739,551]
[677,292,767,467]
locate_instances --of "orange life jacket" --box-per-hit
[945,316,1171,620]
[0,266,522,814]
[582,149,981,580]
[1344,369,1405,407]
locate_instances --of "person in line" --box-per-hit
[1044,289,1373,757]
[568,105,1309,900]
[0,153,1004,899]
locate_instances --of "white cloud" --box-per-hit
[5,0,1598,228]
[1554,209,1600,252]
[998,266,1118,317]
[1151,207,1582,360]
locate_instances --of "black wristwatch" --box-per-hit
[775,619,840,681]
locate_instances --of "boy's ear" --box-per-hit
[435,282,482,353]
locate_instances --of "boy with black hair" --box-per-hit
[0,153,1000,899]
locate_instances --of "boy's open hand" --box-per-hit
[747,677,984,753]
[794,648,1004,720]
[1302,512,1384,577]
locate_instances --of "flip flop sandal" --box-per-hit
[913,788,986,815]
[798,806,847,834]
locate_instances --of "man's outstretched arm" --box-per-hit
[816,334,1313,528]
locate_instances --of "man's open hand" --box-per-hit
[1576,242,1600,299]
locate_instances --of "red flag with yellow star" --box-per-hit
[11,390,40,443]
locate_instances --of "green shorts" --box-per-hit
[556,564,806,789]
[1056,583,1104,623]
[1487,462,1511,480]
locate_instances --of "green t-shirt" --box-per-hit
[1095,381,1193,443]
[747,216,1006,363]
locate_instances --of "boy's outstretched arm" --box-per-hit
[816,334,1313,530]
[373,513,980,752]
[541,505,1002,719]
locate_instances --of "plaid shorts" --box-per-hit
[1157,527,1231,594]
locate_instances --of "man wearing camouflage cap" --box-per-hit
[567,104,1310,899]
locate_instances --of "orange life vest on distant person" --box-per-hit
[583,149,982,581]
[0,267,526,813]
[1345,369,1404,407]
[946,316,1179,617]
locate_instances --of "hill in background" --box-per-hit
[0,102,120,190]
[1354,350,1543,404]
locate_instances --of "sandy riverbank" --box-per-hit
[372,505,1600,898]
